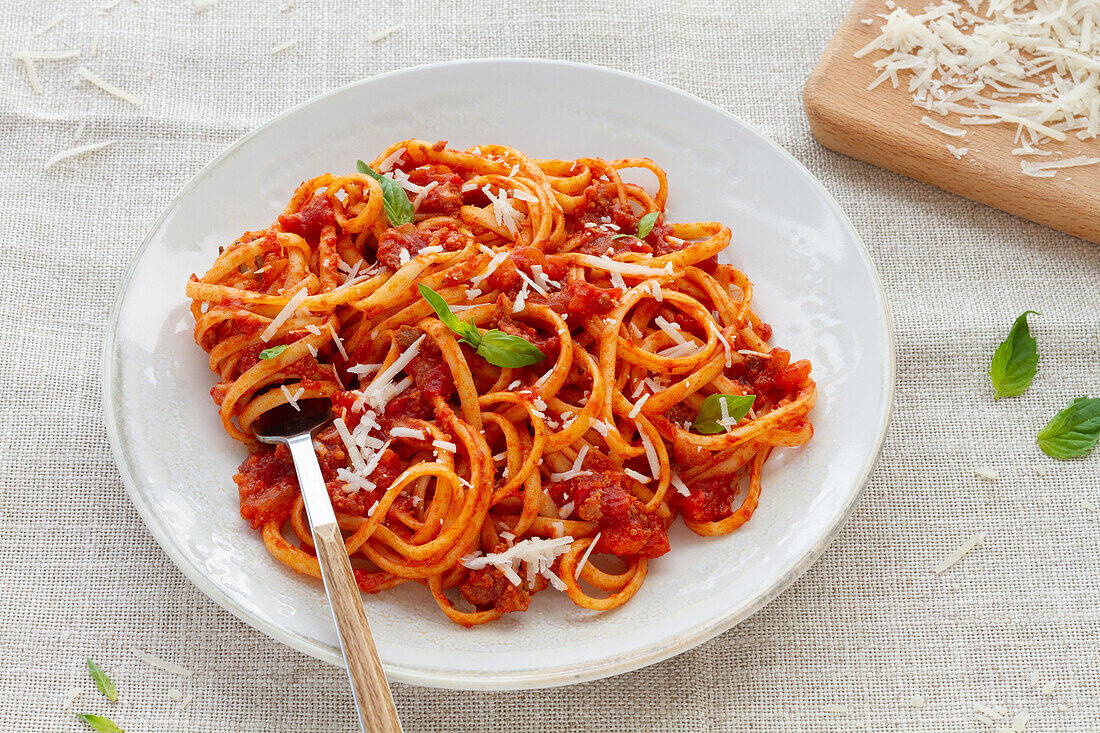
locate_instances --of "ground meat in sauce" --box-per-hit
[406,165,465,215]
[374,222,466,270]
[724,347,812,407]
[568,181,676,254]
[550,471,670,560]
[395,326,454,398]
[235,446,298,529]
[572,182,639,231]
[331,447,403,516]
[577,232,654,257]
[381,387,433,424]
[490,311,559,355]
[459,566,532,614]
[278,192,335,241]
[485,246,567,293]
[537,278,621,323]
[671,475,735,523]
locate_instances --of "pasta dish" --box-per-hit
[185,139,816,626]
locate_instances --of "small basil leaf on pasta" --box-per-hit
[356,159,415,226]
[636,212,659,239]
[76,714,124,733]
[86,659,117,702]
[418,284,482,347]
[259,344,290,360]
[693,394,755,434]
[476,330,546,368]
[1037,397,1100,459]
[989,310,1039,399]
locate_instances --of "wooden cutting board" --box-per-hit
[803,0,1100,244]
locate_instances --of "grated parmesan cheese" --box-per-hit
[378,147,405,172]
[471,249,509,288]
[654,316,687,345]
[327,323,348,360]
[933,531,986,575]
[638,430,660,480]
[971,702,1003,721]
[63,687,81,710]
[356,335,423,412]
[461,536,573,589]
[579,254,673,279]
[513,280,529,313]
[1021,156,1100,178]
[411,180,440,211]
[77,66,141,105]
[260,287,308,341]
[574,532,601,579]
[550,445,589,482]
[858,0,1100,175]
[44,140,115,170]
[270,41,296,55]
[17,55,42,94]
[975,466,998,481]
[333,417,367,473]
[920,115,967,137]
[368,22,404,42]
[129,647,194,676]
[280,385,304,410]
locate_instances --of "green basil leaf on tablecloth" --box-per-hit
[87,658,117,702]
[76,714,124,733]
[989,310,1039,399]
[1037,397,1100,459]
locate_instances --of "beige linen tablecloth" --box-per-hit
[3,1,1098,730]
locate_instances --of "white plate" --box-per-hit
[103,59,894,690]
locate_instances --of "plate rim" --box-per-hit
[102,57,896,690]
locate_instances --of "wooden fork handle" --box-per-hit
[312,521,403,733]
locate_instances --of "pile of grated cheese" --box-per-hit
[856,0,1100,178]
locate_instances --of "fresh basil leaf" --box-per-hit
[76,714,125,733]
[259,344,290,360]
[476,330,546,368]
[636,211,659,239]
[417,285,543,367]
[609,233,636,241]
[417,284,481,347]
[1037,397,1100,459]
[989,310,1039,399]
[86,659,117,702]
[693,394,756,434]
[356,159,414,226]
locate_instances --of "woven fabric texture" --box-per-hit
[2,0,1098,730]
